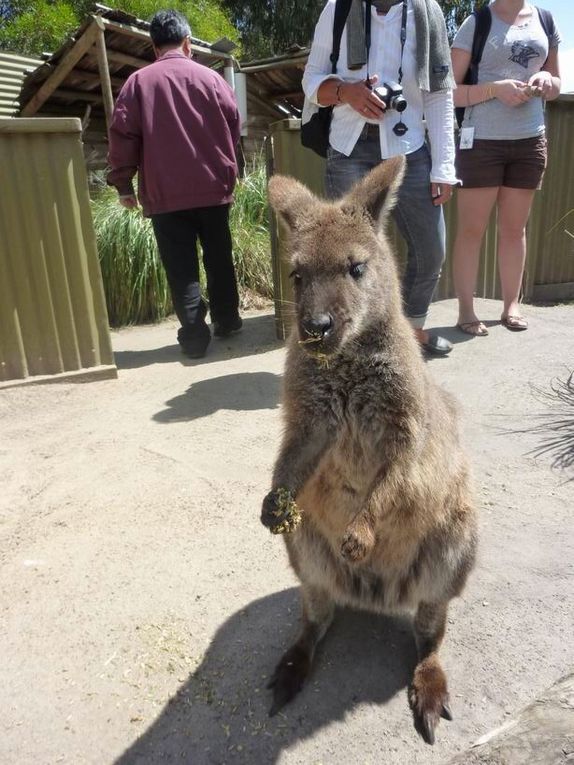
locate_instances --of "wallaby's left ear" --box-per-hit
[342,155,406,225]
[268,174,318,232]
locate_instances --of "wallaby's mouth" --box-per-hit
[297,330,339,359]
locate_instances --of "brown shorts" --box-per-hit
[456,134,547,190]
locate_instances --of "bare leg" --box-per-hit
[496,186,536,322]
[409,601,451,745]
[452,187,499,333]
[268,585,335,716]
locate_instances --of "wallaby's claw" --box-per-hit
[409,667,451,746]
[340,530,371,563]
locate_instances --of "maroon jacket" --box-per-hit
[107,51,241,216]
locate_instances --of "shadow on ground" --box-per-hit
[115,589,417,764]
[153,371,281,423]
[114,314,282,370]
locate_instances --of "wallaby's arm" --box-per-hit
[261,420,331,532]
[340,415,420,562]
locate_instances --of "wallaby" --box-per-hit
[261,156,477,745]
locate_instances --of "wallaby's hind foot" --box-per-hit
[409,656,452,745]
[268,642,312,716]
[268,586,334,716]
[409,600,452,744]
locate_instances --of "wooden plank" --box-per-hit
[103,48,151,70]
[20,22,100,116]
[49,88,103,104]
[95,24,115,132]
[447,672,574,764]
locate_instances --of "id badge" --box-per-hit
[459,126,475,150]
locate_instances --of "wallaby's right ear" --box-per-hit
[268,175,317,232]
[342,155,406,226]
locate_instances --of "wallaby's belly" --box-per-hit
[290,449,472,614]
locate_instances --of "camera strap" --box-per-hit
[365,0,409,136]
[394,0,408,136]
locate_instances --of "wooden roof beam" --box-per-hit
[20,21,100,116]
[103,48,151,70]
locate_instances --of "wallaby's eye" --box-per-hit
[289,269,302,285]
[349,262,366,280]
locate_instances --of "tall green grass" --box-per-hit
[92,159,272,328]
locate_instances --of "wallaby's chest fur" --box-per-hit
[284,337,474,614]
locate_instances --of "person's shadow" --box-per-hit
[115,589,417,764]
[153,371,281,423]
[113,314,282,370]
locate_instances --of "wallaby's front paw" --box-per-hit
[340,530,371,563]
[261,488,302,535]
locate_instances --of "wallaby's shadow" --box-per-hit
[153,371,281,423]
[115,589,416,764]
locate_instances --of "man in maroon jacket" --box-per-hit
[107,9,242,358]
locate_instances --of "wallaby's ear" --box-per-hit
[341,155,406,225]
[268,174,318,232]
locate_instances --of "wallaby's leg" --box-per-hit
[268,585,335,716]
[409,601,452,745]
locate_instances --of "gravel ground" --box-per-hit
[1,297,572,765]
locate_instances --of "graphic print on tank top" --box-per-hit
[508,41,540,68]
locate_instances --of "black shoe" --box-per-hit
[421,334,452,356]
[213,316,243,338]
[178,326,211,359]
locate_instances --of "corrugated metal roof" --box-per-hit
[0,51,42,117]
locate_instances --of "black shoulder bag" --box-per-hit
[301,0,354,157]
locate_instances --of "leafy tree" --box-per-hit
[0,1,77,55]
[221,0,488,61]
[0,0,239,56]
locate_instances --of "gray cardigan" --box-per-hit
[346,0,454,92]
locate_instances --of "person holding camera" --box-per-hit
[302,0,458,355]
[450,0,561,337]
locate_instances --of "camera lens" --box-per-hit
[391,96,407,113]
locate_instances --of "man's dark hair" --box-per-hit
[149,10,192,48]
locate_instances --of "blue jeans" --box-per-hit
[326,136,445,328]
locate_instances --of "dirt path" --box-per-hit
[1,298,573,765]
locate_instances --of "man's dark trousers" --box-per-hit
[151,203,240,342]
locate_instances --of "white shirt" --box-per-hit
[302,0,457,185]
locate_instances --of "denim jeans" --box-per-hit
[325,135,446,329]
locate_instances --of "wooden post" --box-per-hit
[95,19,114,135]
[20,21,100,117]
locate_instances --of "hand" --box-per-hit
[431,183,453,207]
[261,488,301,534]
[492,79,531,107]
[119,194,138,209]
[342,75,386,120]
[528,71,554,99]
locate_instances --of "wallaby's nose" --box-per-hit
[302,313,333,338]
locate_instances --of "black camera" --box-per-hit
[373,81,407,113]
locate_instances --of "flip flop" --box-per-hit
[501,315,528,332]
[457,321,489,337]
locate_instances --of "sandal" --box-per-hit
[501,314,528,332]
[457,321,488,337]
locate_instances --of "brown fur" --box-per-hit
[262,157,477,744]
